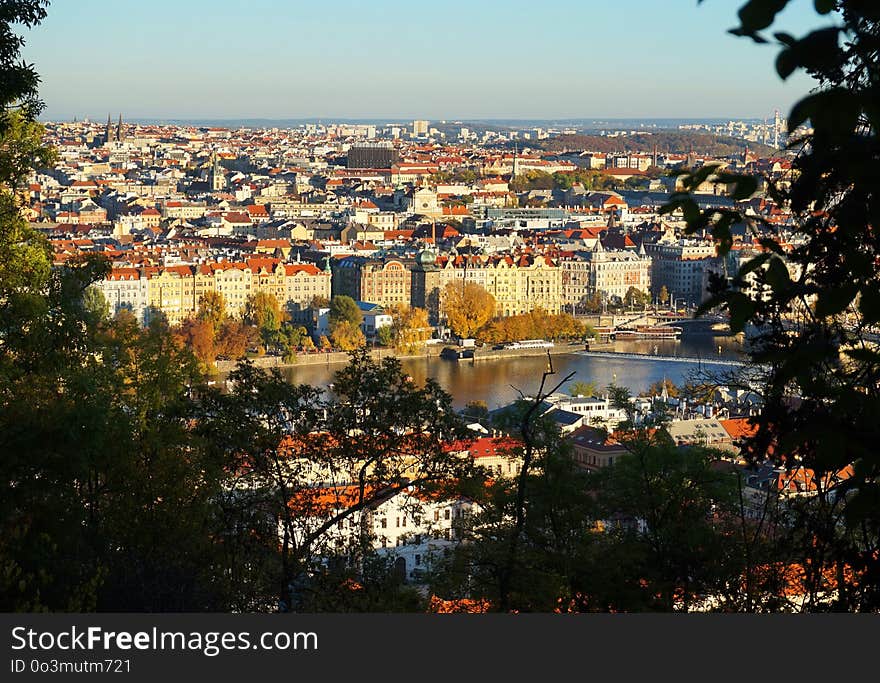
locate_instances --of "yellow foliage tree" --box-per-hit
[391,305,432,353]
[442,281,496,339]
[330,320,366,351]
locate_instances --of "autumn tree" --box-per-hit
[197,290,226,330]
[390,305,431,353]
[331,320,365,351]
[215,319,257,360]
[244,291,288,352]
[658,285,669,306]
[174,318,217,369]
[568,381,597,397]
[442,281,495,339]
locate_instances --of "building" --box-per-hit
[347,141,398,169]
[332,255,412,309]
[644,235,717,306]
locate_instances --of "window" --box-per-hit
[434,510,440,522]
[444,509,451,520]
[380,518,387,529]
[415,554,421,566]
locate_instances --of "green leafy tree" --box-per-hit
[200,351,474,611]
[376,325,393,347]
[328,295,363,328]
[663,0,880,610]
[82,285,110,323]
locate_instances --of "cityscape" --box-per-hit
[2,0,879,623]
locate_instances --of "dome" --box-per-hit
[417,249,437,267]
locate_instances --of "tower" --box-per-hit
[209,152,224,192]
[105,114,113,145]
[116,114,124,143]
[773,109,781,148]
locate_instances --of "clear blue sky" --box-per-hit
[23,0,825,121]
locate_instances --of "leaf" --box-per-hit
[788,88,858,135]
[814,283,859,317]
[814,0,836,14]
[857,285,880,324]
[844,348,880,364]
[736,253,771,279]
[725,292,756,334]
[776,28,841,81]
[764,256,791,291]
[732,175,758,200]
[732,0,791,40]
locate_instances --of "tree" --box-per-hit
[587,442,741,612]
[643,379,679,398]
[376,325,393,347]
[0,1,49,128]
[215,319,257,360]
[82,285,109,323]
[328,295,362,329]
[244,291,288,353]
[624,286,651,308]
[330,320,365,351]
[568,381,597,398]
[463,400,489,421]
[390,305,431,352]
[244,291,284,333]
[662,0,880,610]
[442,281,495,339]
[658,286,669,306]
[197,291,226,330]
[200,351,474,610]
[174,318,216,369]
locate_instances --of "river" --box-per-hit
[277,334,747,410]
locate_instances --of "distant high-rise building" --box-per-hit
[412,119,429,136]
[347,141,398,169]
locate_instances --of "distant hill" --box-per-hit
[535,131,778,158]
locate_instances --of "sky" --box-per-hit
[23,0,827,122]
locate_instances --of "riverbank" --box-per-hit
[215,341,585,373]
[214,345,446,373]
[442,342,585,362]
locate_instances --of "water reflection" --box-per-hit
[278,335,746,410]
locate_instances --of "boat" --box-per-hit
[611,326,682,340]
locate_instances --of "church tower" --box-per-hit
[209,152,225,191]
[115,114,124,143]
[105,114,113,145]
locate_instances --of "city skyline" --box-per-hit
[26,0,819,121]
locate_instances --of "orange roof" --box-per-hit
[720,418,757,441]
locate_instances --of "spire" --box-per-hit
[116,113,123,142]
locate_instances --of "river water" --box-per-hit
[278,334,747,410]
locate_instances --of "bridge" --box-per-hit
[578,350,747,367]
